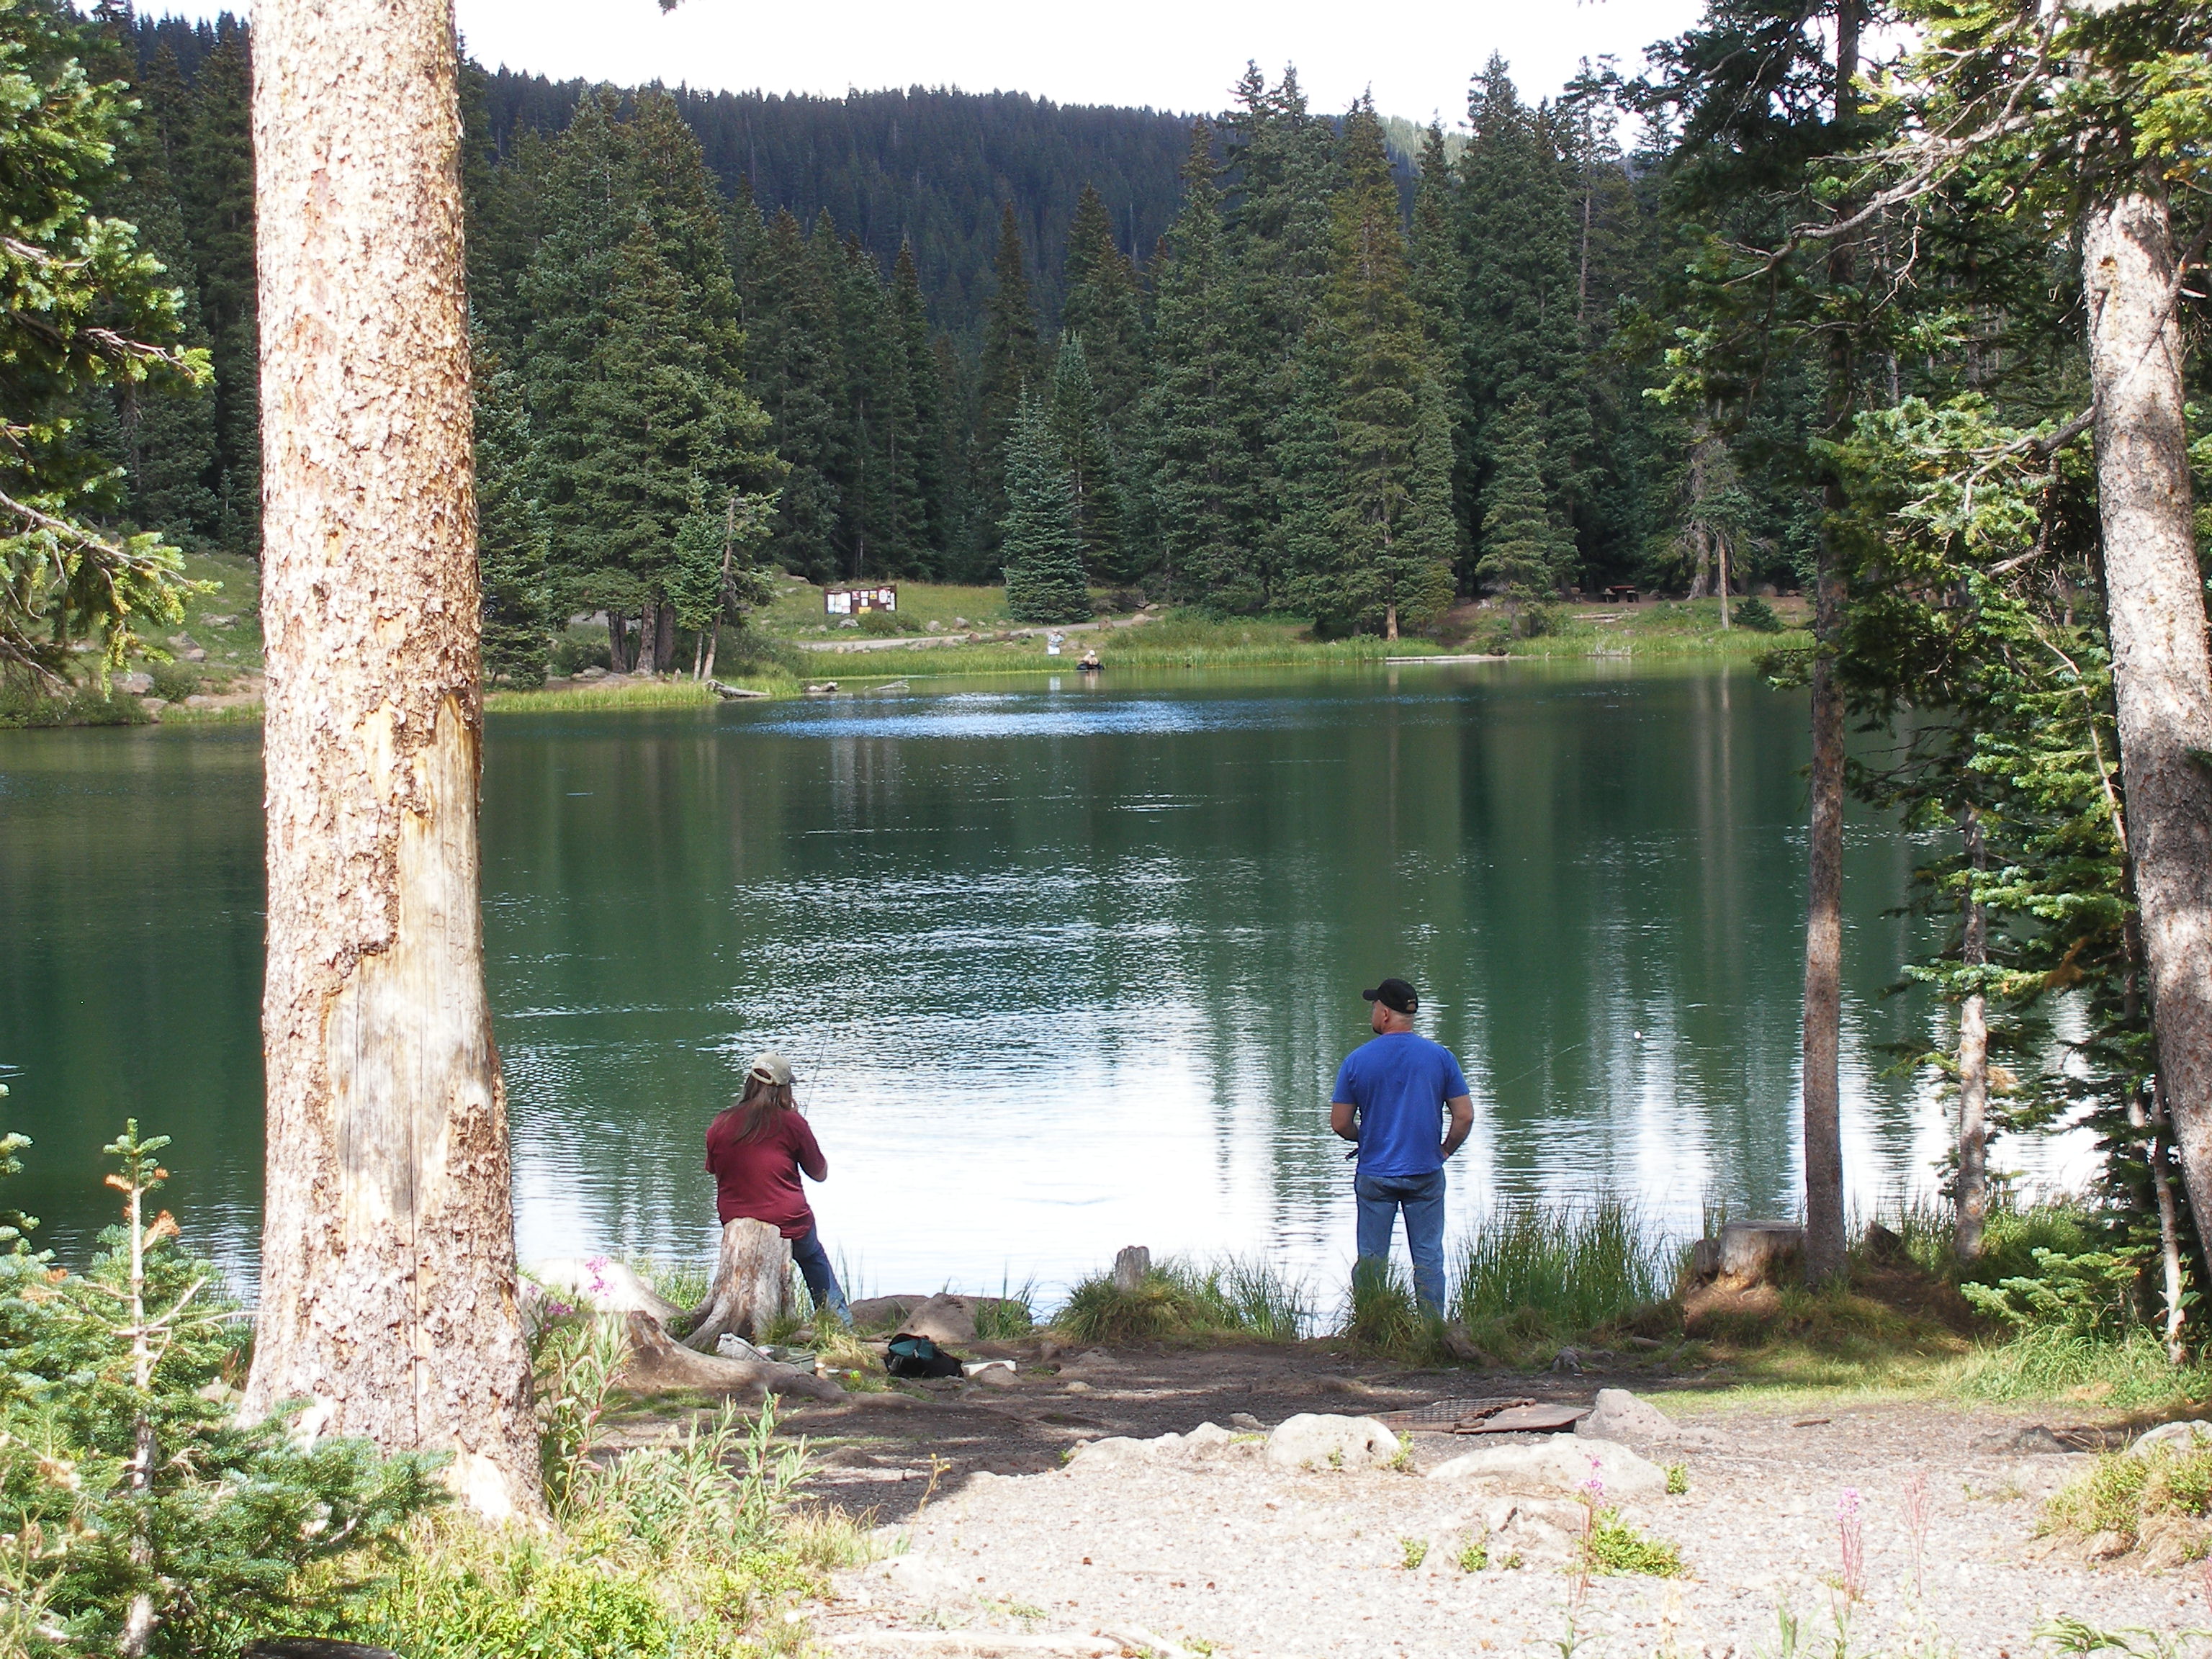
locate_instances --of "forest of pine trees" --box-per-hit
[86,17,1835,668]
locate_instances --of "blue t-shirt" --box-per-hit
[1332,1033,1471,1177]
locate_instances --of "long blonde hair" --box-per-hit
[725,1074,796,1143]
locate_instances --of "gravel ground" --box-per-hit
[766,1350,2208,1658]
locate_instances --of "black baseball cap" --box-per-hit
[1362,977,1419,1015]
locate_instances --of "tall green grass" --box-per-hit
[1449,1197,1669,1354]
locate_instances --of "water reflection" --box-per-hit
[0,664,2080,1300]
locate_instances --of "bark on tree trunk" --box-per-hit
[653,601,675,674]
[1956,810,1990,1262]
[683,1218,793,1351]
[243,0,543,1522]
[2082,184,2212,1249]
[1801,0,1859,1287]
[1385,601,1398,642]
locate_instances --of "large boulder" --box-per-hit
[896,1292,979,1345]
[1429,1434,1665,1499]
[1264,1413,1401,1471]
[526,1256,683,1323]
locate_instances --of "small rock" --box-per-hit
[1442,1323,1496,1365]
[141,698,166,716]
[1429,1434,1666,1499]
[2002,1426,2071,1455]
[1551,1348,1583,1375]
[202,613,236,629]
[716,1334,774,1363]
[2129,1421,2212,1457]
[1264,1413,1401,1471]
[1229,1411,1265,1431]
[925,619,945,632]
[114,671,153,696]
[1064,1380,1093,1393]
[183,647,207,662]
[166,634,193,649]
[574,666,608,680]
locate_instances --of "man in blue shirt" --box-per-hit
[1330,977,1473,1313]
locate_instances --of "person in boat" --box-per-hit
[1076,649,1102,671]
[1328,977,1474,1314]
[704,1052,852,1321]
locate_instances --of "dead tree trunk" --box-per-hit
[683,1218,793,1351]
[2082,183,2212,1249]
[1956,809,1990,1262]
[243,0,543,1521]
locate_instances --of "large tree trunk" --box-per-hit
[2082,184,2212,1249]
[1800,0,1860,1287]
[243,0,543,1521]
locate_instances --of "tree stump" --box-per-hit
[1717,1221,1805,1287]
[682,1218,793,1352]
[1112,1245,1152,1293]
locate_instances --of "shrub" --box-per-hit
[1733,595,1785,632]
[2043,1445,2212,1557]
[0,1123,444,1658]
[549,626,612,677]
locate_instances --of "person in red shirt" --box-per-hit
[703,1052,850,1322]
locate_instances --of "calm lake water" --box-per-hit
[1,662,2046,1305]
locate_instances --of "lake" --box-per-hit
[0,662,2025,1308]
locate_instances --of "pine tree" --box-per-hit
[1058,183,1146,426]
[97,43,219,542]
[1047,333,1121,580]
[474,347,552,688]
[1319,100,1441,640]
[745,207,848,580]
[999,393,1090,623]
[971,202,1043,565]
[1476,395,1571,629]
[891,242,946,571]
[1459,56,1591,562]
[171,24,257,552]
[1142,121,1259,606]
[1275,333,1345,619]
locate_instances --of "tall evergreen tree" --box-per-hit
[1046,333,1120,580]
[890,242,947,571]
[170,24,257,552]
[1459,55,1591,572]
[1142,121,1259,605]
[1316,100,1446,639]
[969,202,1043,573]
[1058,183,1146,425]
[744,207,847,581]
[94,42,219,542]
[1476,395,1573,629]
[999,393,1089,623]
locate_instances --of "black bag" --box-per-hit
[885,1333,963,1379]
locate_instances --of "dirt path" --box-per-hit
[723,1342,2206,1658]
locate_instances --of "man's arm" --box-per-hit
[1330,1099,1359,1143]
[1441,1095,1473,1159]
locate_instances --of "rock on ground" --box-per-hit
[1264,1413,1399,1471]
[1428,1434,1667,1498]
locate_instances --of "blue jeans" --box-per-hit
[1355,1169,1448,1313]
[791,1227,850,1321]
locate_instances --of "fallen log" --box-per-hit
[683,1216,793,1351]
[621,1312,842,1402]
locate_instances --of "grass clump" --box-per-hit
[2043,1444,2212,1562]
[1584,1509,1686,1577]
[1053,1255,1310,1344]
[1343,1258,1445,1363]
[1399,1536,1429,1570]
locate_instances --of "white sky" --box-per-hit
[152,1,1707,125]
